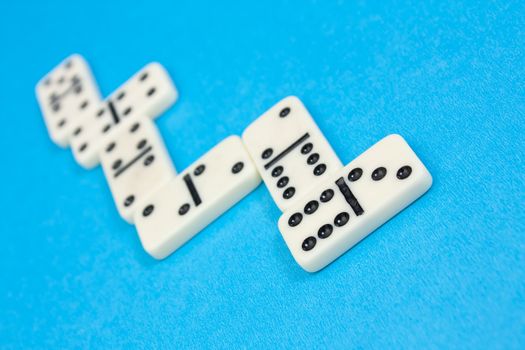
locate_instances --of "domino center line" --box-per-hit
[335,177,364,216]
[114,146,153,178]
[183,174,202,206]
[107,100,120,124]
[263,132,310,170]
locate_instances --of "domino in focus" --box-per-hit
[278,134,432,272]
[242,96,342,211]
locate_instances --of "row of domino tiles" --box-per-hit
[36,54,433,272]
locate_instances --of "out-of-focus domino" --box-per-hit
[99,115,176,223]
[134,136,261,259]
[35,54,101,147]
[70,62,177,169]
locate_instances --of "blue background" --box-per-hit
[1,1,524,348]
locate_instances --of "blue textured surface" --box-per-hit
[1,1,524,348]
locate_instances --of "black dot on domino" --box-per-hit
[64,60,73,69]
[73,127,82,136]
[307,153,319,165]
[320,189,334,202]
[97,108,105,117]
[57,119,66,128]
[58,76,65,84]
[283,187,295,199]
[144,155,155,166]
[279,107,290,118]
[318,224,333,239]
[272,166,283,177]
[302,236,316,251]
[334,212,350,227]
[106,142,116,153]
[112,159,122,170]
[304,200,319,215]
[231,162,244,174]
[124,195,135,207]
[179,203,190,215]
[139,72,149,81]
[313,164,326,176]
[79,100,88,110]
[261,148,273,159]
[397,166,412,180]
[277,176,289,188]
[123,107,132,116]
[52,103,61,112]
[102,124,111,133]
[147,87,156,97]
[137,139,147,149]
[372,167,387,181]
[288,212,303,227]
[301,143,313,154]
[116,91,126,100]
[130,123,140,133]
[74,85,82,94]
[79,143,88,152]
[348,168,363,182]
[143,204,154,217]
[194,164,205,176]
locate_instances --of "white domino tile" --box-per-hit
[134,136,261,259]
[36,54,101,147]
[242,96,342,211]
[278,134,432,272]
[99,115,176,223]
[69,62,177,169]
